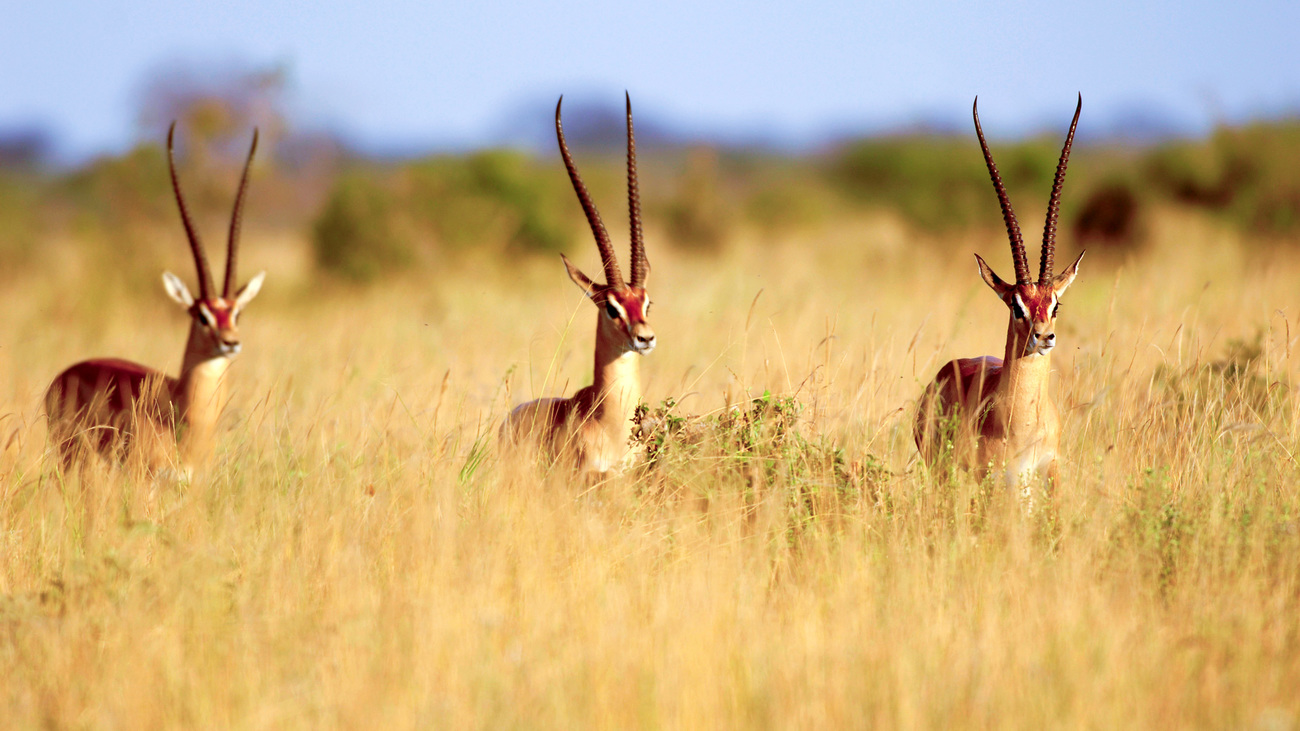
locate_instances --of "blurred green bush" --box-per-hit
[312,149,580,281]
[0,174,43,270]
[829,134,1083,233]
[662,148,733,250]
[60,144,172,241]
[5,118,1300,286]
[313,172,412,283]
[1146,122,1300,235]
[405,149,574,252]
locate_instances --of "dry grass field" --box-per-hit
[1,207,1297,729]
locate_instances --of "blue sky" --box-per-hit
[2,0,1297,159]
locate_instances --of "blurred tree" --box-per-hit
[1074,181,1143,249]
[134,61,291,216]
[137,61,288,152]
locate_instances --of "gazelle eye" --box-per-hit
[197,307,216,327]
[1052,302,1061,317]
[1011,298,1027,320]
[604,302,619,320]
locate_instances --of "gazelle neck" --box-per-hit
[997,317,1053,419]
[590,315,642,436]
[175,322,233,464]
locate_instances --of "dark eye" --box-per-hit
[645,301,652,316]
[1052,302,1061,317]
[197,308,216,327]
[1011,298,1026,320]
[605,302,619,320]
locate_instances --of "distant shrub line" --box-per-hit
[1,120,1298,279]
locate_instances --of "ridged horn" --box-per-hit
[973,97,1030,286]
[555,96,623,288]
[1040,94,1082,285]
[626,92,648,287]
[224,128,259,297]
[167,122,215,301]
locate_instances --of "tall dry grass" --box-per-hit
[1,208,1297,729]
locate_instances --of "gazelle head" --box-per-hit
[972,95,1085,358]
[555,93,656,356]
[161,123,266,359]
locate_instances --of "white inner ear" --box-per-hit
[162,272,194,308]
[1054,253,1083,295]
[234,270,266,311]
[1054,270,1078,296]
[561,255,598,300]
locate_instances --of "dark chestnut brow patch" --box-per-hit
[1015,287,1056,321]
[610,290,649,324]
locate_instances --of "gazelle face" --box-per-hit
[976,252,1082,357]
[553,94,655,357]
[562,254,656,356]
[163,271,266,358]
[599,285,656,355]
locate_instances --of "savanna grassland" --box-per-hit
[1,133,1299,728]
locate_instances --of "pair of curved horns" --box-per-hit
[167,123,259,300]
[974,94,1082,286]
[554,93,648,288]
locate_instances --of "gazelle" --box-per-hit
[45,124,266,476]
[501,94,656,475]
[915,95,1085,493]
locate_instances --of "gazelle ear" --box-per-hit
[974,253,1013,299]
[234,270,266,310]
[561,253,598,300]
[1052,250,1085,296]
[162,271,194,308]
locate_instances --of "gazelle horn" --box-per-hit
[167,123,216,300]
[555,96,624,288]
[224,128,259,297]
[1040,94,1082,285]
[973,98,1030,286]
[626,92,648,288]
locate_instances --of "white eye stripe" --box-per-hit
[1011,294,1028,320]
[604,299,627,320]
